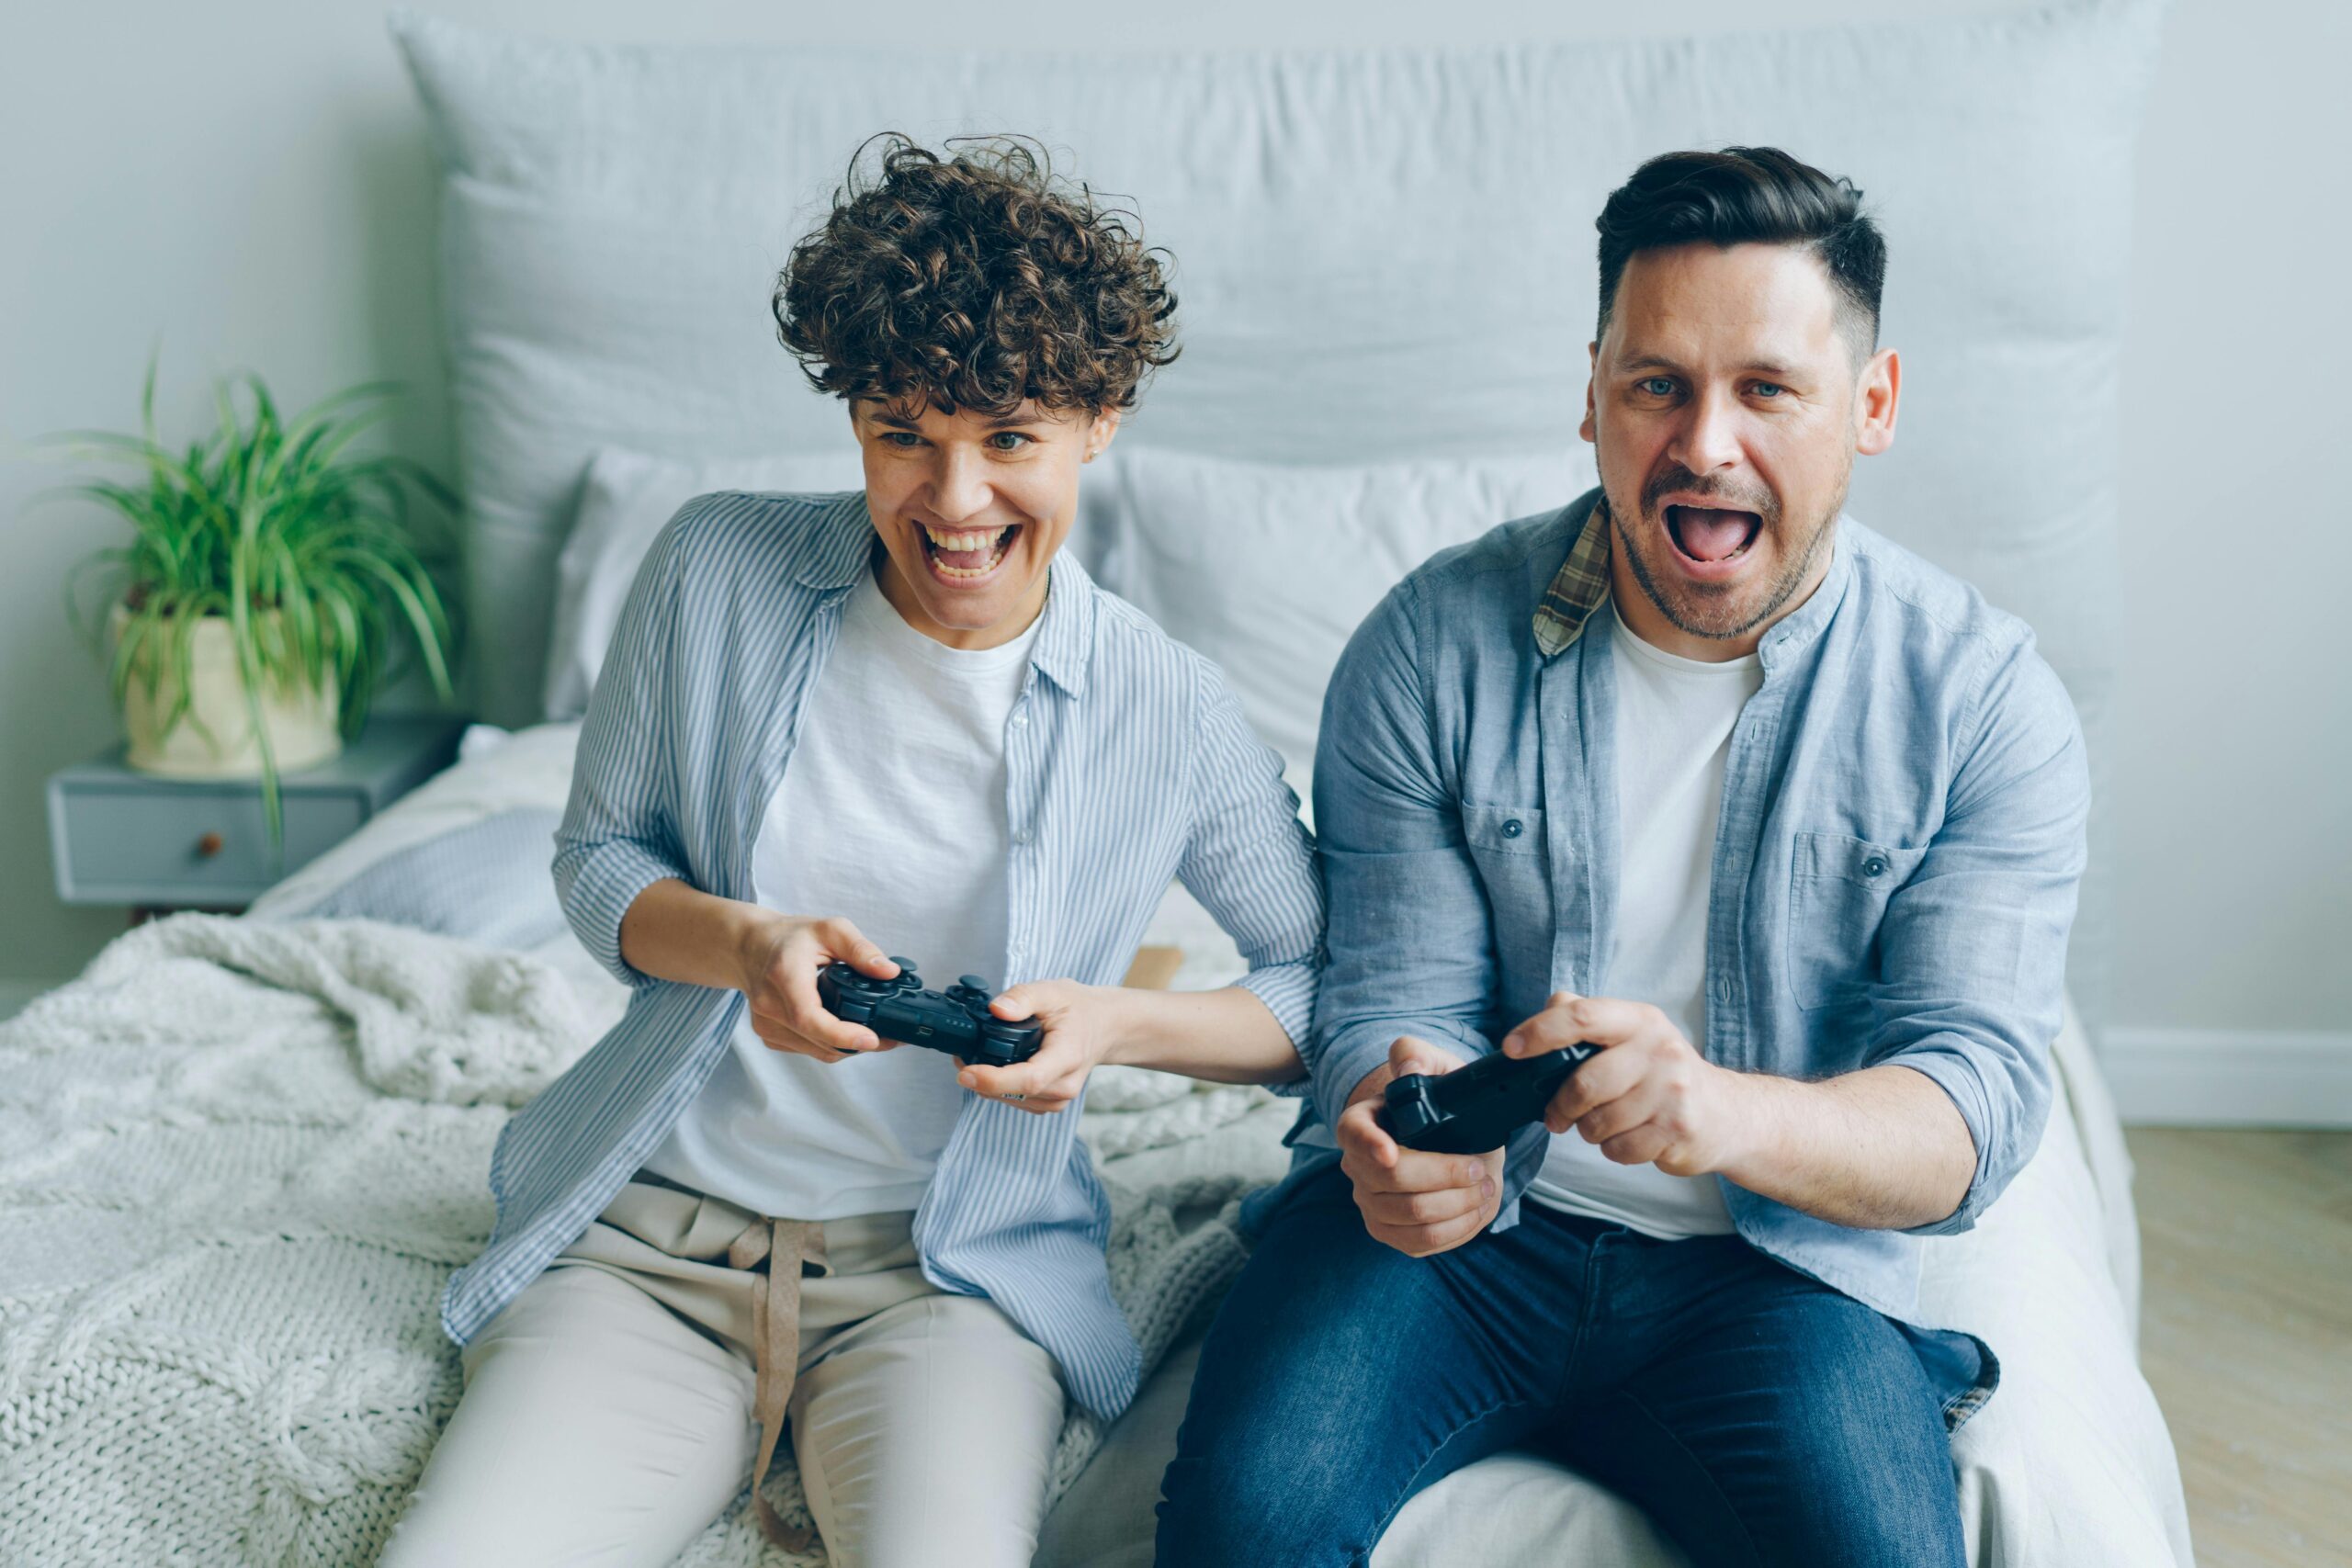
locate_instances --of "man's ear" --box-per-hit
[1854,347,1900,457]
[1578,341,1600,446]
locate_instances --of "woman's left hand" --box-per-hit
[958,979,1129,1114]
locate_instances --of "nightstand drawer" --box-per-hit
[51,784,364,904]
[46,715,468,909]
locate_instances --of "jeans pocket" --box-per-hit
[1787,830,1927,1010]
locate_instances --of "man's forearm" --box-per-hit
[1104,984,1301,1085]
[1714,1064,1975,1230]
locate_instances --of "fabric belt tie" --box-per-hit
[726,1215,827,1552]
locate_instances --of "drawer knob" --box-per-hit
[195,831,224,859]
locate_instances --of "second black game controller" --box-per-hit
[816,958,1044,1069]
[1375,1043,1600,1154]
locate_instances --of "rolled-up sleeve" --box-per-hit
[551,509,697,988]
[1176,659,1326,1073]
[1878,638,2091,1235]
[1306,582,1500,1136]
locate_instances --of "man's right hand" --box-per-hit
[735,913,902,1063]
[1336,1036,1504,1258]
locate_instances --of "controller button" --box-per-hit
[958,975,989,993]
[1501,818,1523,839]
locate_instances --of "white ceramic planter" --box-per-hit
[110,604,343,779]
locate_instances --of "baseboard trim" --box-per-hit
[2106,1027,2352,1127]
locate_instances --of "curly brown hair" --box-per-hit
[774,135,1180,417]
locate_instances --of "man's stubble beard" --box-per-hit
[1600,458,1849,644]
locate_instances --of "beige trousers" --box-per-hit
[378,1181,1067,1568]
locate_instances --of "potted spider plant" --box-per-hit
[55,362,461,845]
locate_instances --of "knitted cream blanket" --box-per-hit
[0,914,1292,1565]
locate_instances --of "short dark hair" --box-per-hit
[1594,146,1886,359]
[774,134,1179,416]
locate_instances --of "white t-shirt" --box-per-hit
[643,567,1042,1220]
[1524,610,1761,1239]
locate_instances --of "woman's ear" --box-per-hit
[1084,408,1123,463]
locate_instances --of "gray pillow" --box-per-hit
[300,807,567,953]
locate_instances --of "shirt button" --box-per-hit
[1501,818,1523,839]
[1012,713,1029,727]
[1014,830,1033,846]
[1862,855,1888,878]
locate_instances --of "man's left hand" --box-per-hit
[1500,993,1753,1178]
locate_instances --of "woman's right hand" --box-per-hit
[734,913,903,1063]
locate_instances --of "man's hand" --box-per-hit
[734,914,903,1062]
[1336,1037,1504,1258]
[959,979,1125,1114]
[1501,992,1751,1178]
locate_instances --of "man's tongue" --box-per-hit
[1668,505,1758,563]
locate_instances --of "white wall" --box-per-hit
[4,3,2346,1066]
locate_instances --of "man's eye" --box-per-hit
[1753,382,1785,399]
[880,432,922,448]
[988,430,1035,452]
[1638,378,1677,398]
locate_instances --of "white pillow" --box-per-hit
[541,447,865,720]
[1096,446,1597,789]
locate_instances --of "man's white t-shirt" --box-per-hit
[642,568,1041,1220]
[1523,610,1762,1239]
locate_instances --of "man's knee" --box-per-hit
[1705,1301,1966,1567]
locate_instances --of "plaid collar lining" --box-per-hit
[1531,497,1612,657]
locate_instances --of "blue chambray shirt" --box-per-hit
[440,491,1323,1419]
[1250,489,2089,1426]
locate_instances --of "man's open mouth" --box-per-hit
[1663,504,1763,567]
[920,522,1020,580]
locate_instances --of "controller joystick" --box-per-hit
[816,958,1043,1069]
[1375,1043,1601,1154]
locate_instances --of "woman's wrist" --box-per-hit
[726,901,785,994]
[1090,983,1148,1070]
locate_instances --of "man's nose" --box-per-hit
[1670,386,1744,476]
[926,446,991,523]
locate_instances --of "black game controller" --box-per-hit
[816,959,1044,1069]
[1375,1044,1600,1154]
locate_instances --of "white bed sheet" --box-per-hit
[249,721,2187,1565]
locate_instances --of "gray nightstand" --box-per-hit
[47,714,468,917]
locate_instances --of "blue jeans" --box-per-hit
[1156,1166,1972,1568]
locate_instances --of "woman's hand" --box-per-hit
[958,979,1132,1114]
[735,912,903,1063]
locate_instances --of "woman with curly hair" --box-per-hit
[376,136,1322,1568]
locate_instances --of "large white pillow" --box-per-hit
[540,447,865,720]
[1098,446,1596,789]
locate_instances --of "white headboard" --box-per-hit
[394,0,2163,1036]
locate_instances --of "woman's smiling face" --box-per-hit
[854,397,1118,649]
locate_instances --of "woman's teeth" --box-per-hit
[921,524,1015,579]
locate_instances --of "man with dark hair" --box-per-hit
[1158,145,2088,1566]
[380,137,1323,1568]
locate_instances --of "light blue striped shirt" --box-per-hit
[440,491,1324,1418]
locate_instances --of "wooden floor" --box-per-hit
[2129,1128,2352,1567]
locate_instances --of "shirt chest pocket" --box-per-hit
[1462,802,1551,938]
[1787,829,1928,1010]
